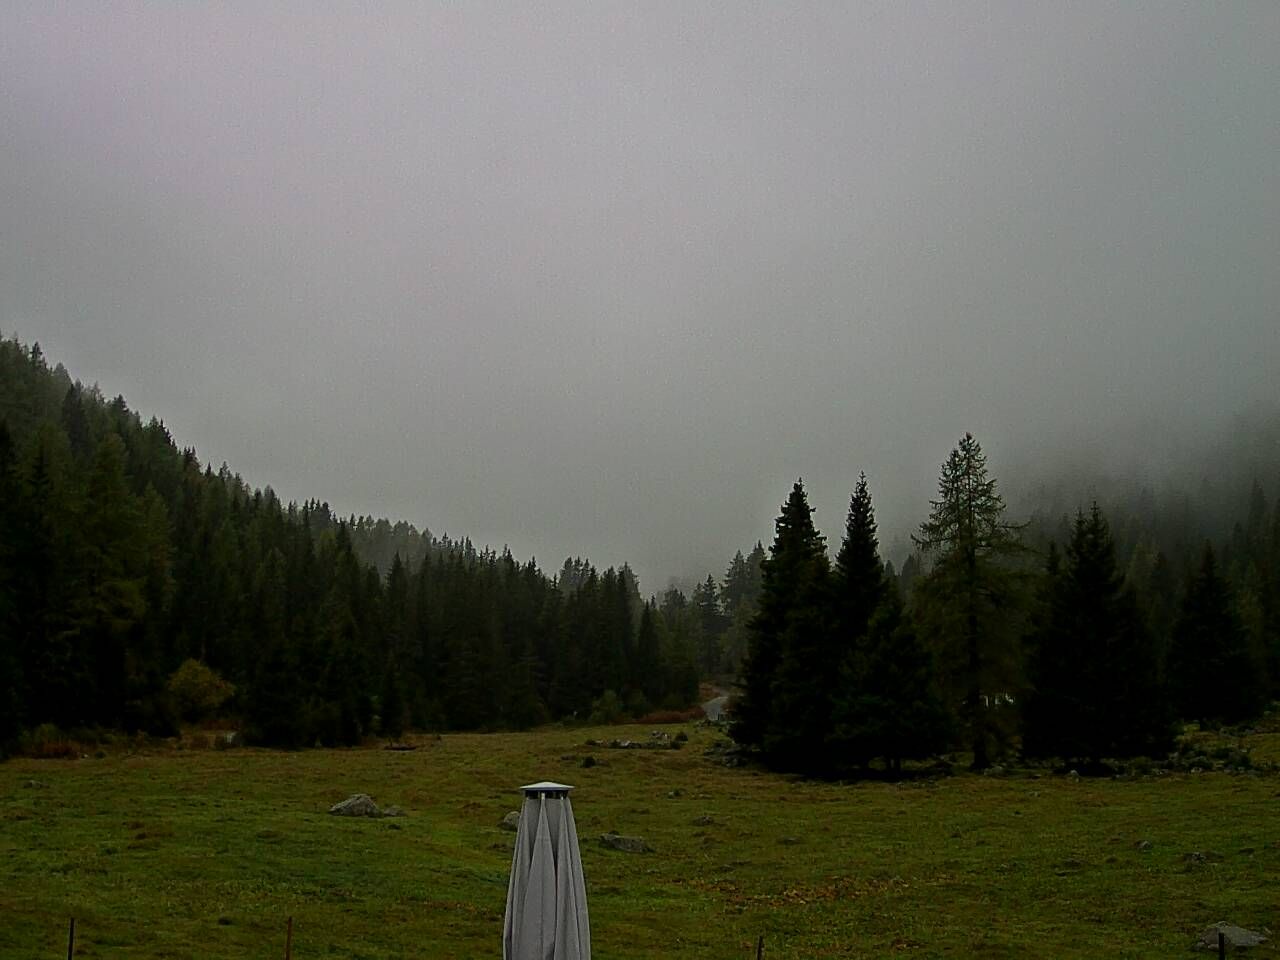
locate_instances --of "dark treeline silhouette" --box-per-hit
[4,334,1277,765]
[732,434,1280,776]
[0,335,698,752]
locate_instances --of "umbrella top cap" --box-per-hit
[521,781,574,796]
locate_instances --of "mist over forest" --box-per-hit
[2,4,1279,763]
[4,4,1277,598]
[2,332,1278,766]
[4,9,1280,959]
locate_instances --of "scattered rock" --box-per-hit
[382,805,406,818]
[1135,840,1153,852]
[982,765,1007,777]
[674,731,689,743]
[703,738,749,768]
[581,755,597,769]
[666,789,682,798]
[778,836,802,846]
[1194,923,1268,951]
[500,811,522,832]
[23,779,46,789]
[1067,769,1081,781]
[386,822,403,830]
[328,794,383,818]
[692,814,716,826]
[607,732,678,751]
[1183,850,1224,865]
[600,833,650,853]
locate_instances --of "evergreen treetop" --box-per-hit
[912,433,1025,770]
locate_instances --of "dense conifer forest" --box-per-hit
[2,333,1277,768]
[0,335,700,751]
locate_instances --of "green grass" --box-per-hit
[2,725,1278,958]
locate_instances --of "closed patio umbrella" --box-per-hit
[503,781,590,960]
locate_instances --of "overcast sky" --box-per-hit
[2,3,1277,591]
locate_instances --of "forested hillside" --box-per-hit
[4,333,1277,766]
[0,335,698,752]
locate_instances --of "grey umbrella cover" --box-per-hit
[503,787,590,960]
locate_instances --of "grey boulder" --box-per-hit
[329,794,383,818]
[1195,923,1268,951]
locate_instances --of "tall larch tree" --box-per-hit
[913,433,1025,770]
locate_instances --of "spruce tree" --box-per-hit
[16,425,84,729]
[1023,505,1170,766]
[78,434,149,726]
[635,601,663,707]
[913,433,1024,770]
[244,548,308,747]
[721,551,752,617]
[829,476,948,771]
[721,543,765,674]
[731,480,830,768]
[0,422,22,749]
[692,575,726,674]
[657,605,700,709]
[379,657,407,740]
[1168,544,1265,726]
[829,591,949,772]
[833,474,886,642]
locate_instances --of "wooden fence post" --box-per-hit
[756,934,764,959]
[1219,931,1226,959]
[285,916,293,960]
[66,917,75,960]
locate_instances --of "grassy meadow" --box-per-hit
[2,722,1278,959]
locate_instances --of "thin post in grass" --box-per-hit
[756,934,764,959]
[66,917,75,959]
[1219,931,1226,959]
[285,916,293,960]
